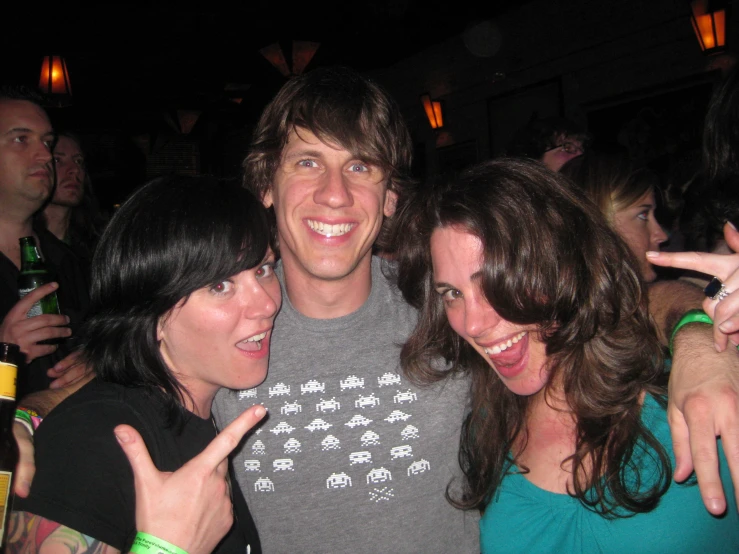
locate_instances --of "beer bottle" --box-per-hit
[18,236,60,318]
[0,342,20,551]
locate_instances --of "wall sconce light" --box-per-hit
[39,55,72,105]
[420,93,444,129]
[690,0,728,54]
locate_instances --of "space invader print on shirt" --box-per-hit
[212,257,479,554]
[239,373,433,503]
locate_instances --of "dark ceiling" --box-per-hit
[5,2,525,132]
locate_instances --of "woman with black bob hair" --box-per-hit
[395,159,738,552]
[11,175,280,553]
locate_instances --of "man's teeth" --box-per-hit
[484,331,527,355]
[307,220,353,237]
[246,332,267,343]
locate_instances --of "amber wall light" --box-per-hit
[690,0,728,54]
[420,93,444,130]
[39,55,72,97]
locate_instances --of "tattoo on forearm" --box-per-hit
[7,512,120,554]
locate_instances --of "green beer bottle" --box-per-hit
[17,236,60,318]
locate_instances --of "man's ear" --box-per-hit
[384,189,398,218]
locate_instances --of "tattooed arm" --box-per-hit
[7,512,120,554]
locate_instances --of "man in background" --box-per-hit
[0,87,88,396]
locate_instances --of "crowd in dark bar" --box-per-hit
[3,4,739,554]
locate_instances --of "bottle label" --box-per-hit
[0,470,12,545]
[0,362,17,401]
[19,288,59,318]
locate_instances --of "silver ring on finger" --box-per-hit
[704,276,732,302]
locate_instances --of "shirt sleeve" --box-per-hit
[13,396,147,550]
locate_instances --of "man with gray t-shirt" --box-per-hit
[212,67,480,553]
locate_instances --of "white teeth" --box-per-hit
[484,331,527,355]
[307,220,353,237]
[246,332,267,342]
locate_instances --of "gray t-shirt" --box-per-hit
[213,257,479,553]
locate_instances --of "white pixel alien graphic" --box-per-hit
[355,394,380,409]
[284,438,301,454]
[367,467,392,484]
[390,445,413,459]
[252,440,266,455]
[345,414,373,428]
[254,477,275,492]
[243,460,261,472]
[238,389,258,400]
[301,380,326,394]
[316,397,341,413]
[305,418,332,432]
[407,459,431,476]
[393,389,417,404]
[321,435,341,451]
[327,472,352,489]
[268,383,291,398]
[361,430,381,446]
[280,401,302,415]
[349,451,372,465]
[385,410,411,423]
[377,372,401,387]
[401,425,419,440]
[270,422,296,435]
[273,458,294,471]
[369,487,395,502]
[340,375,365,390]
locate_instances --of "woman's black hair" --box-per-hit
[81,175,273,423]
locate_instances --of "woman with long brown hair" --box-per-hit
[394,158,738,552]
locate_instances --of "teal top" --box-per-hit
[480,395,739,553]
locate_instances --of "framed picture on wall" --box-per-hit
[487,78,563,157]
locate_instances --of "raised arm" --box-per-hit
[646,222,739,514]
[669,324,739,515]
[647,279,705,346]
[648,221,739,351]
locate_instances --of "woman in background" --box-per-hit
[560,152,668,282]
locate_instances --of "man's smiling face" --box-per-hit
[265,127,397,285]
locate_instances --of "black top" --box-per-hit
[15,379,261,553]
[0,227,89,397]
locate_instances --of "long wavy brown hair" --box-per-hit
[393,158,670,516]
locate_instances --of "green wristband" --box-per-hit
[14,408,33,427]
[669,309,713,356]
[129,532,189,554]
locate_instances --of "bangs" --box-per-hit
[158,180,271,297]
[91,176,271,318]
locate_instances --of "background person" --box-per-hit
[0,87,88,397]
[395,159,739,552]
[10,175,278,553]
[560,152,668,283]
[506,116,590,172]
[39,131,108,264]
